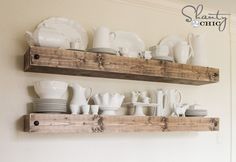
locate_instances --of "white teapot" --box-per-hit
[25,27,70,48]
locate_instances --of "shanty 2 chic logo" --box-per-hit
[181,4,230,32]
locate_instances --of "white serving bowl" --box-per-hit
[34,80,68,99]
[92,93,125,115]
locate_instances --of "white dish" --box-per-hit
[111,31,145,58]
[99,106,120,115]
[33,98,67,102]
[153,56,174,62]
[34,80,68,99]
[88,48,118,55]
[185,109,208,116]
[159,35,185,56]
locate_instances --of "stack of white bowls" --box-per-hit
[33,80,68,113]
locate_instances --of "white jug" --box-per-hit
[69,83,92,114]
[174,41,192,64]
[188,33,207,66]
[155,89,182,116]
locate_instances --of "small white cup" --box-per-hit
[91,105,99,115]
[70,104,80,114]
[82,105,90,115]
[70,40,80,50]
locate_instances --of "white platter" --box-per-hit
[111,31,145,58]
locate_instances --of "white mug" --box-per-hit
[91,105,99,115]
[82,105,90,115]
[174,41,192,64]
[93,26,116,48]
[70,104,80,114]
[70,40,81,50]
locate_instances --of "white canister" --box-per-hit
[93,26,116,48]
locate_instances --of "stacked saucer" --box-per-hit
[185,109,207,117]
[33,98,67,113]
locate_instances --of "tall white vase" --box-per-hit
[188,33,207,66]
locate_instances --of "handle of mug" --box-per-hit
[110,32,116,41]
[86,87,93,104]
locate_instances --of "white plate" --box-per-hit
[99,106,120,111]
[111,31,145,58]
[37,17,88,50]
[152,56,174,62]
[88,48,118,55]
[159,35,185,56]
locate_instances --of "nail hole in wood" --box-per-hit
[34,54,40,59]
[34,121,39,126]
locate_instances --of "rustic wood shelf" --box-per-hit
[24,113,219,133]
[24,46,219,85]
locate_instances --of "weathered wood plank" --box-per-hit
[24,46,219,85]
[24,113,219,133]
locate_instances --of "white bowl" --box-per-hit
[34,80,68,99]
[92,93,125,115]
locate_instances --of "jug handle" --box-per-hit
[163,92,168,110]
[86,87,93,103]
[175,90,182,104]
[187,33,194,57]
[110,32,116,41]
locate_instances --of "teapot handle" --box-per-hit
[86,87,93,103]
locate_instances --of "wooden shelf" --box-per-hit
[24,46,219,85]
[24,113,219,133]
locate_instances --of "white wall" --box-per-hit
[0,0,232,162]
[231,15,236,162]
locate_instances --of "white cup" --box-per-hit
[82,105,90,115]
[174,41,192,64]
[93,26,116,48]
[91,105,99,115]
[70,104,80,114]
[142,97,150,104]
[70,40,80,50]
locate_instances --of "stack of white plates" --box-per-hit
[185,109,207,117]
[33,98,67,113]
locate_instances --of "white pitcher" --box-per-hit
[69,83,92,114]
[188,33,207,66]
[174,41,192,64]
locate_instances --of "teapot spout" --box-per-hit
[25,31,35,46]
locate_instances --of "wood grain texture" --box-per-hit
[24,113,219,133]
[24,46,219,85]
